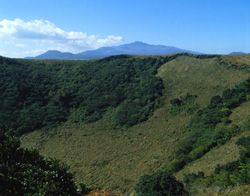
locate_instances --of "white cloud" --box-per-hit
[0,18,123,57]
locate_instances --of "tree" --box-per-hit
[0,129,85,195]
[135,171,188,196]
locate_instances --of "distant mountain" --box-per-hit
[229,52,246,55]
[28,50,76,60]
[29,41,200,60]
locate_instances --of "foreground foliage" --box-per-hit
[0,129,83,195]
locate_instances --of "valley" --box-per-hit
[18,54,250,194]
[1,1,249,195]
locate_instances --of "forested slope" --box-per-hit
[0,55,174,134]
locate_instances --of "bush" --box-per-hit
[210,95,222,106]
[170,98,182,107]
[189,146,208,160]
[170,94,199,115]
[164,159,187,173]
[135,171,188,196]
[183,172,204,185]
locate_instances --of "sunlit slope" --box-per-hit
[174,98,250,195]
[220,54,250,70]
[176,130,250,180]
[21,55,250,193]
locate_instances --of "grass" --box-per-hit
[175,129,250,196]
[191,184,250,196]
[175,99,250,195]
[175,131,250,180]
[229,101,250,129]
[21,107,190,193]
[158,56,250,106]
[21,55,250,194]
[221,54,250,68]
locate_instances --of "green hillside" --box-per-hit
[19,55,250,192]
[18,54,250,194]
[0,55,172,134]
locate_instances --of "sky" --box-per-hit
[0,0,249,57]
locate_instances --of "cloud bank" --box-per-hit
[0,18,123,57]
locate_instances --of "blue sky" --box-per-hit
[0,0,249,57]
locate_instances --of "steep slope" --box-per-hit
[174,100,250,195]
[21,55,250,194]
[0,55,170,134]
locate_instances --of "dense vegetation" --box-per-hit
[0,55,174,134]
[170,93,199,115]
[165,77,250,173]
[135,171,188,196]
[0,53,232,135]
[2,54,250,194]
[183,136,250,191]
[0,129,85,195]
[19,54,250,194]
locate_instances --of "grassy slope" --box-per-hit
[175,130,250,196]
[21,55,250,193]
[175,100,250,195]
[221,54,250,68]
[176,131,250,180]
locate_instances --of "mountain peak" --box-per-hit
[129,41,149,45]
[46,50,61,53]
[30,42,200,60]
[229,52,246,55]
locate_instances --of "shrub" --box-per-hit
[135,171,188,196]
[170,98,182,107]
[186,136,250,189]
[210,95,222,106]
[164,159,187,173]
[183,172,204,185]
[189,146,207,160]
[170,94,199,115]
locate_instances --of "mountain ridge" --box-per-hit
[229,51,247,55]
[29,41,200,60]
